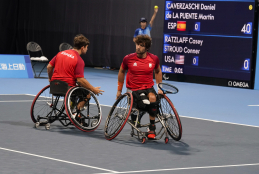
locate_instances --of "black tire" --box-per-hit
[65,87,102,132]
[104,93,133,140]
[30,85,65,123]
[159,94,182,141]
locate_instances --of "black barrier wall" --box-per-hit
[0,0,165,68]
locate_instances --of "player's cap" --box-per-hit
[139,17,147,23]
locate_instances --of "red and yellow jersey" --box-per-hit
[49,50,85,86]
[121,52,160,91]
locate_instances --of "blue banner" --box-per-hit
[0,55,34,78]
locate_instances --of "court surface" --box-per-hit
[0,67,259,174]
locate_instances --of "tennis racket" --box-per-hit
[158,83,178,94]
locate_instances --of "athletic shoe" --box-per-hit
[147,124,156,139]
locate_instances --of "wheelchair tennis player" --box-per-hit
[116,35,162,139]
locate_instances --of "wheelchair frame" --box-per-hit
[30,84,102,132]
[104,92,182,144]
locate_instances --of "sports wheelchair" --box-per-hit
[30,80,102,132]
[104,83,182,144]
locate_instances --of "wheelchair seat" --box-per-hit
[50,80,70,96]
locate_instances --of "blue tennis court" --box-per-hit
[0,67,259,174]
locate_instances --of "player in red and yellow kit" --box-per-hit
[116,35,162,139]
[47,34,104,112]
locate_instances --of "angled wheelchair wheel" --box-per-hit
[65,87,102,132]
[104,93,133,140]
[159,94,182,141]
[30,85,65,123]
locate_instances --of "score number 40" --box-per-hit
[241,23,252,34]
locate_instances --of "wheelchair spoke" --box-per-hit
[159,94,182,141]
[105,93,132,140]
[31,85,67,124]
[65,87,102,132]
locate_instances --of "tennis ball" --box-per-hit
[154,5,158,9]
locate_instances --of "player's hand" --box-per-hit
[116,90,122,100]
[154,6,158,13]
[158,89,163,95]
[93,86,104,96]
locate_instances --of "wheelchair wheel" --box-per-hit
[104,93,133,140]
[159,94,182,141]
[65,87,102,132]
[31,85,65,123]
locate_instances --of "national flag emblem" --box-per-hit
[177,21,186,31]
[175,55,185,64]
[149,63,152,68]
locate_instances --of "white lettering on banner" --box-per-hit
[168,22,177,29]
[189,37,203,46]
[165,36,188,44]
[201,3,216,10]
[228,81,249,88]
[19,64,25,70]
[13,64,19,70]
[198,14,214,20]
[174,67,183,74]
[164,46,183,53]
[0,63,26,70]
[168,12,214,21]
[162,66,172,73]
[164,46,200,54]
[8,64,13,70]
[167,3,200,10]
[184,47,201,54]
[172,12,179,19]
[1,64,7,70]
[166,3,216,10]
[165,36,203,46]
[179,13,198,20]
[164,56,174,63]
[61,52,74,59]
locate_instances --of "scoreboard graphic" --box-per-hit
[162,0,257,88]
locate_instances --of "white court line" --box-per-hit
[179,115,259,128]
[0,94,31,95]
[95,163,259,174]
[2,94,259,128]
[0,147,117,173]
[0,100,34,102]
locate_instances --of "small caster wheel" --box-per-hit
[141,137,146,144]
[35,122,40,128]
[165,137,169,144]
[45,123,50,130]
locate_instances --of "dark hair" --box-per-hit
[134,35,152,50]
[73,34,90,50]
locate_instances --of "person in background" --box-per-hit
[133,6,158,42]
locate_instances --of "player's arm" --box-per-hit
[47,63,54,82]
[154,65,163,94]
[149,7,158,27]
[117,66,126,99]
[47,55,57,82]
[77,77,104,95]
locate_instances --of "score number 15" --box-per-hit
[241,23,252,34]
